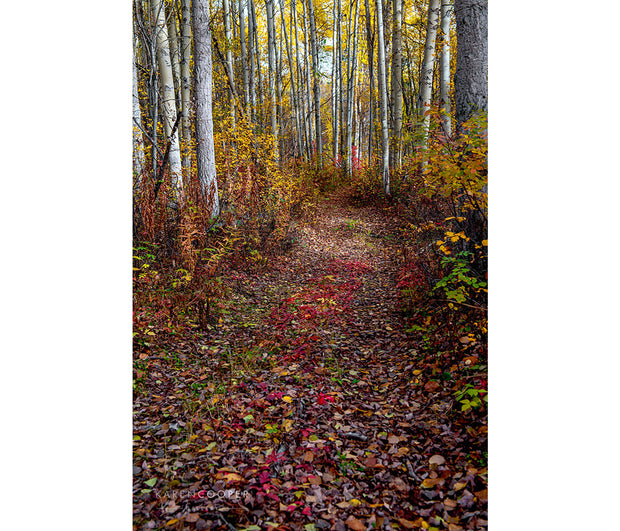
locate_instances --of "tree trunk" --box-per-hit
[133,39,145,179]
[150,0,183,196]
[223,0,236,125]
[306,0,323,168]
[239,0,250,109]
[280,0,302,157]
[376,0,390,195]
[439,0,452,136]
[454,0,487,126]
[418,0,440,149]
[166,2,182,109]
[390,0,403,167]
[193,0,220,217]
[265,0,279,159]
[180,0,193,173]
[345,0,360,178]
[364,0,374,164]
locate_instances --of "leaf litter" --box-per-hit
[134,189,487,530]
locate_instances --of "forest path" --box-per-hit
[133,189,488,531]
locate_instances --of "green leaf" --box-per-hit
[144,478,157,487]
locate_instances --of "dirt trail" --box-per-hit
[133,189,488,531]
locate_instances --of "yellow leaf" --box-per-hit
[482,239,488,246]
[349,498,362,506]
[282,396,293,403]
[412,369,422,376]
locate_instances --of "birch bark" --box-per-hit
[193,0,220,217]
[418,0,440,149]
[390,0,403,167]
[151,0,184,195]
[439,0,452,135]
[306,0,323,167]
[376,0,390,195]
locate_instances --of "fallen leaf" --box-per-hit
[424,381,440,392]
[345,515,365,530]
[303,450,314,462]
[282,395,293,403]
[397,518,417,529]
[421,477,442,488]
[429,455,446,466]
[184,514,200,523]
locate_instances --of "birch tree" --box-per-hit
[193,0,220,217]
[223,0,236,125]
[306,0,323,168]
[266,0,279,157]
[345,0,360,177]
[418,0,440,149]
[390,0,403,167]
[364,0,375,163]
[150,0,183,195]
[239,0,250,109]
[180,0,193,172]
[454,0,487,127]
[133,41,145,179]
[439,0,452,136]
[376,0,390,195]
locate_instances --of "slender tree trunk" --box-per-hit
[133,39,145,179]
[265,0,279,160]
[345,0,359,178]
[306,0,323,167]
[439,0,452,136]
[166,2,182,108]
[280,0,302,158]
[418,0,440,149]
[301,0,314,159]
[180,0,192,173]
[454,0,487,127]
[248,0,256,120]
[193,0,220,217]
[376,0,390,195]
[390,0,403,167]
[239,0,250,110]
[223,0,236,125]
[150,0,183,196]
[364,0,375,164]
[293,0,309,159]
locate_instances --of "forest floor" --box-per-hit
[133,188,488,531]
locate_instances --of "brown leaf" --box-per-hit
[303,450,315,462]
[424,381,440,392]
[345,516,365,530]
[429,455,446,467]
[397,518,417,529]
[184,514,200,523]
[474,489,488,501]
[421,478,442,488]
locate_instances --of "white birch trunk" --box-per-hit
[133,46,145,179]
[223,0,236,125]
[265,0,279,159]
[440,0,452,136]
[193,0,220,217]
[150,0,183,195]
[180,0,193,172]
[166,3,182,107]
[376,0,390,195]
[418,0,440,148]
[306,0,323,167]
[239,0,250,109]
[345,0,359,178]
[390,0,403,167]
